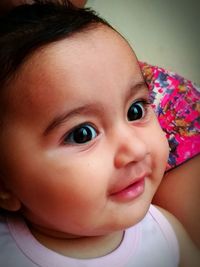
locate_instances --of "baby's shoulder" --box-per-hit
[141,205,179,254]
[154,205,200,267]
[0,212,16,265]
[0,209,9,231]
[124,205,179,266]
[0,212,39,267]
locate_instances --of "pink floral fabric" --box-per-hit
[140,62,200,171]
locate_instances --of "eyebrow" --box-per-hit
[44,104,99,136]
[125,80,148,101]
[44,80,147,136]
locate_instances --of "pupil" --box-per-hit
[74,126,92,143]
[128,104,143,121]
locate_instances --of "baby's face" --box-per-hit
[0,26,168,237]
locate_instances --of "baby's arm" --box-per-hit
[158,206,200,267]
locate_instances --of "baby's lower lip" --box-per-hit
[110,178,145,202]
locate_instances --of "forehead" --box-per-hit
[3,26,141,119]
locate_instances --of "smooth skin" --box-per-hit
[0,25,168,242]
[0,24,199,265]
[0,0,199,251]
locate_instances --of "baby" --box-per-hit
[0,1,199,266]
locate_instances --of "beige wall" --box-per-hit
[86,0,200,85]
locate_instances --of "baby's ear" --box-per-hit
[0,178,21,212]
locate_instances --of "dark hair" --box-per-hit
[0,0,111,88]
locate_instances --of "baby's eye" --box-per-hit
[64,124,98,144]
[127,100,148,121]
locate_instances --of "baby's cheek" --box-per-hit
[150,119,169,171]
[154,113,169,159]
[158,130,169,173]
[162,129,170,157]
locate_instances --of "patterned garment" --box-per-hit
[140,62,200,171]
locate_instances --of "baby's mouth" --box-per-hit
[110,177,145,202]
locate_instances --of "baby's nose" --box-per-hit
[114,125,149,168]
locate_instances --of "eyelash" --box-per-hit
[62,123,98,145]
[127,98,151,122]
[62,98,151,146]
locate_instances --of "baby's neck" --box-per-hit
[29,224,124,259]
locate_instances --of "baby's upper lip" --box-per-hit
[109,171,151,195]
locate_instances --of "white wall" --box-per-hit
[86,0,200,85]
